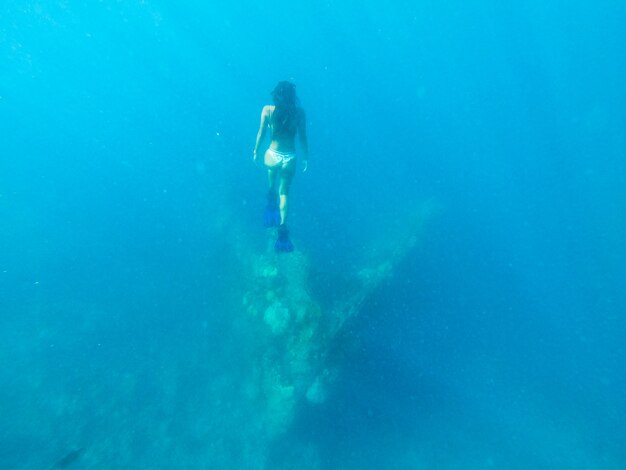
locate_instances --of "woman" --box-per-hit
[253,81,308,252]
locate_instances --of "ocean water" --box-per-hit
[1,1,625,468]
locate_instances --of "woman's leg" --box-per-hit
[262,167,281,228]
[277,161,296,225]
[267,167,278,193]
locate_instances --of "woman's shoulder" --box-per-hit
[260,105,274,123]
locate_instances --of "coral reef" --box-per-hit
[2,201,433,469]
[236,202,434,443]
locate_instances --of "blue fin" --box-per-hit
[264,191,280,228]
[275,225,294,253]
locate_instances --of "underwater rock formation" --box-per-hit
[235,201,435,442]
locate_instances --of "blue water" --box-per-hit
[1,1,625,468]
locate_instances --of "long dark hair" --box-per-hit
[271,81,298,136]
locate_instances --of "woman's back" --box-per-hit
[269,105,303,151]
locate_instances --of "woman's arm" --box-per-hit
[253,106,270,163]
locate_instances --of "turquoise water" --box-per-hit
[1,1,625,468]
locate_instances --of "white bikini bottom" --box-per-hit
[266,148,296,166]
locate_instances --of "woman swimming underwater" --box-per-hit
[253,81,309,252]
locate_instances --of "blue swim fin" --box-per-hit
[275,225,294,253]
[264,191,281,228]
